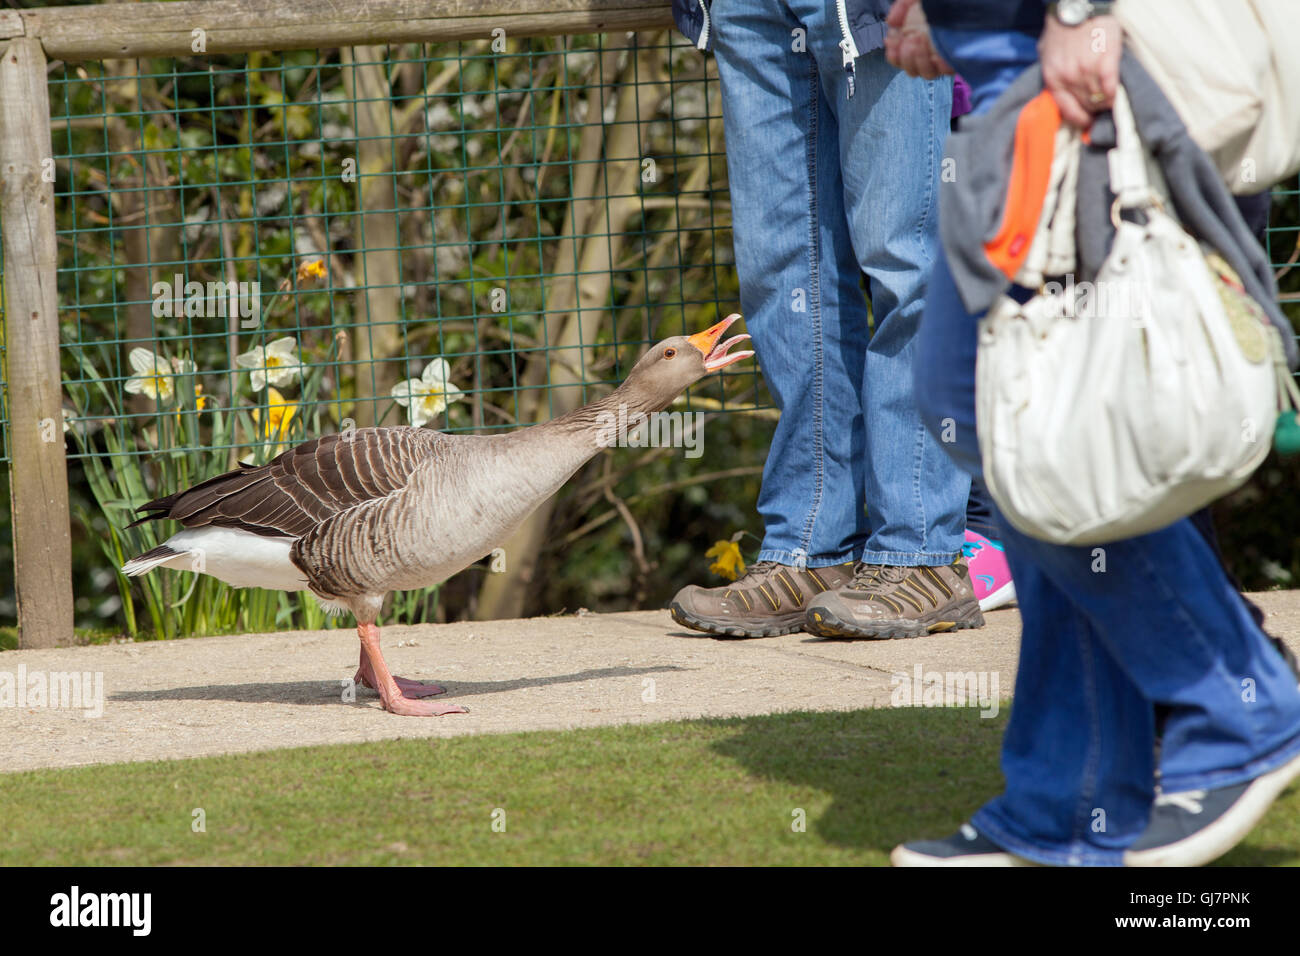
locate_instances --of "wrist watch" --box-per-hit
[1050,0,1116,26]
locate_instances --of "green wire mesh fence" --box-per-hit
[1265,178,1300,308]
[48,34,749,464]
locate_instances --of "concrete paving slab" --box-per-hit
[1,592,1296,773]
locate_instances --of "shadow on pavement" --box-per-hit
[110,664,688,706]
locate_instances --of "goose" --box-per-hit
[122,316,753,716]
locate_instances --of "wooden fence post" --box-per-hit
[1,36,75,647]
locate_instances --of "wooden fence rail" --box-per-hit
[1,1,674,60]
[0,0,673,647]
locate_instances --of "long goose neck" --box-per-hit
[544,381,658,441]
[403,381,666,546]
[486,380,659,495]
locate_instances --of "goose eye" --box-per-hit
[663,347,677,359]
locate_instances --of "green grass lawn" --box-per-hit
[2,706,1298,866]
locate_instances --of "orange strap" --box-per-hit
[983,91,1062,281]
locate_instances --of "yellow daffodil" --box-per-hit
[253,387,297,441]
[124,348,194,404]
[243,387,298,462]
[235,336,303,391]
[297,258,328,283]
[173,384,211,426]
[706,538,746,581]
[392,357,463,427]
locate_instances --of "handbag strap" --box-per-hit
[1017,124,1081,286]
[1017,84,1155,288]
[1044,130,1079,277]
[1108,85,1160,212]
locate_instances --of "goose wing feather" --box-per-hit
[128,427,444,538]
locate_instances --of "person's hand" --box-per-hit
[885,0,953,79]
[1038,14,1122,128]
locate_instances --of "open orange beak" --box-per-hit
[686,314,754,371]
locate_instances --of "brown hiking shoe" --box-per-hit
[670,561,856,638]
[804,557,985,640]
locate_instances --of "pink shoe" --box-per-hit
[963,530,1016,612]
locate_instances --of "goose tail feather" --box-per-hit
[122,544,185,576]
[126,494,181,529]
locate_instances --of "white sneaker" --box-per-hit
[891,822,1036,866]
[1125,750,1300,866]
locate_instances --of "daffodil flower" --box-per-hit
[297,259,328,283]
[254,387,297,442]
[236,336,303,392]
[173,384,211,427]
[392,357,463,427]
[123,348,195,405]
[242,387,298,462]
[706,538,747,582]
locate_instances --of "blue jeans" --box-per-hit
[712,0,968,569]
[917,28,1300,865]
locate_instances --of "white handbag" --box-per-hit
[976,86,1287,546]
[1116,0,1300,192]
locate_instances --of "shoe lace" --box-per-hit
[736,560,782,585]
[848,563,910,592]
[1154,790,1206,814]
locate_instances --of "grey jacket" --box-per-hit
[940,50,1298,370]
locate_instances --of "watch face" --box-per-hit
[1057,0,1090,25]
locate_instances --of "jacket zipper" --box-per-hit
[836,0,859,97]
[696,0,711,51]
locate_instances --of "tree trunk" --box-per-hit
[104,59,180,419]
[343,46,404,427]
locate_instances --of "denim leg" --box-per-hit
[977,513,1300,863]
[966,477,1000,540]
[915,250,981,474]
[712,0,870,568]
[972,537,1156,867]
[811,45,967,567]
[918,253,1148,865]
[1028,523,1300,797]
[918,234,1300,863]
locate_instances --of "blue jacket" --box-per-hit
[921,1,1048,33]
[671,1,1054,57]
[671,0,893,94]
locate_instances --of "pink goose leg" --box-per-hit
[356,623,467,716]
[354,646,446,699]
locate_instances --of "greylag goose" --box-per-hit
[122,316,753,716]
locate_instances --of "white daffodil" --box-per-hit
[235,336,303,391]
[124,348,194,404]
[392,357,463,427]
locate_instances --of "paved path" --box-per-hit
[4,592,1299,773]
